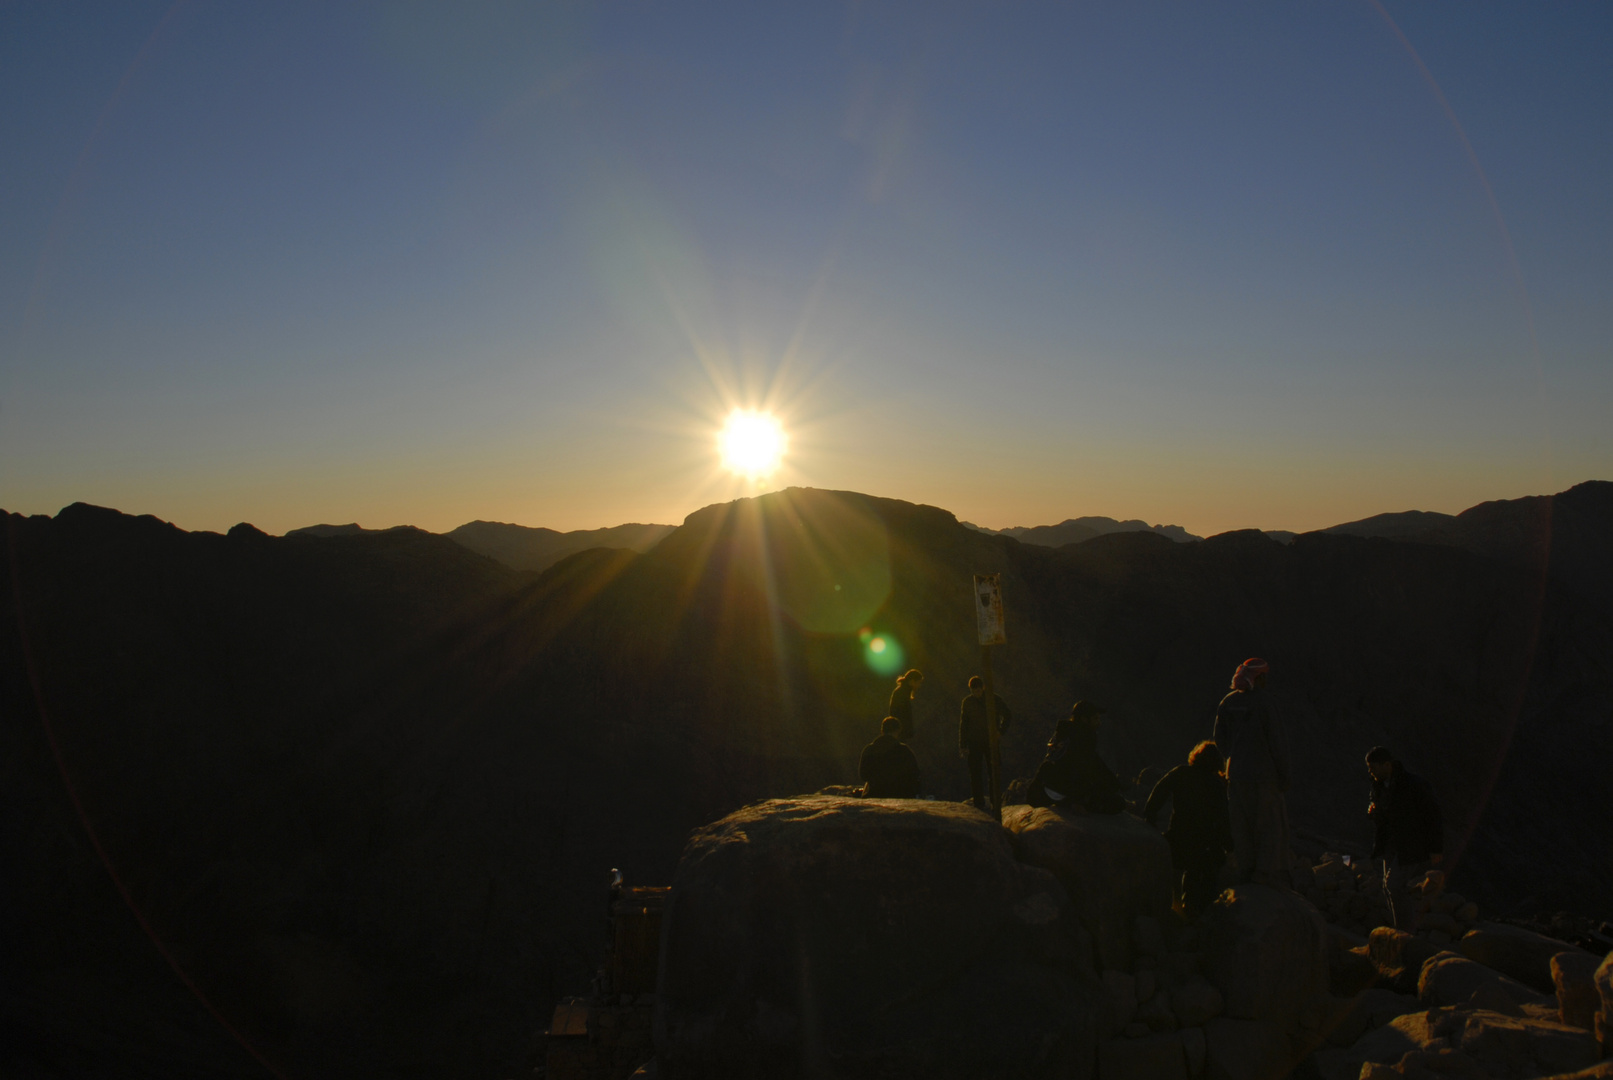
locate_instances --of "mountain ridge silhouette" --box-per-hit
[3,481,1610,1077]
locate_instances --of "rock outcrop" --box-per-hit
[1201,885,1329,1029]
[1002,805,1173,971]
[1459,924,1595,994]
[1418,951,1551,1011]
[654,796,1099,1079]
[1596,951,1613,1056]
[1551,951,1604,1031]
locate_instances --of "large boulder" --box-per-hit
[1002,806,1173,972]
[1098,1032,1188,1080]
[654,796,1099,1079]
[1458,923,1594,994]
[1369,928,1439,992]
[1202,1017,1292,1080]
[1419,951,1551,1010]
[1200,885,1328,1028]
[1335,1007,1600,1079]
[1322,988,1419,1048]
[1553,951,1604,1031]
[1595,951,1613,1055]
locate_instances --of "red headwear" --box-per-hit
[1231,657,1270,692]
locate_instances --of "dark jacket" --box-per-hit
[1212,686,1290,790]
[859,733,920,799]
[1031,721,1124,814]
[1369,764,1443,863]
[958,693,1012,751]
[1144,763,1233,854]
[887,686,916,740]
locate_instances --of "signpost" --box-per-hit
[973,574,1006,819]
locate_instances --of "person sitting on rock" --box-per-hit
[858,716,921,799]
[1365,746,1444,930]
[958,676,1012,810]
[1144,740,1235,917]
[1027,701,1124,813]
[887,669,924,740]
[1212,657,1292,887]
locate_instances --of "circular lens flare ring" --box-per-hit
[718,409,787,479]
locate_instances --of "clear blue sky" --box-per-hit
[3,2,1609,535]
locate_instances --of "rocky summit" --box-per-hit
[4,483,1612,1077]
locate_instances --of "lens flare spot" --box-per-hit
[863,632,905,675]
[718,410,786,479]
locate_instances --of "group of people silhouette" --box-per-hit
[856,658,1444,921]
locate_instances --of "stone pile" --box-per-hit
[1304,916,1612,1080]
[1296,853,1482,946]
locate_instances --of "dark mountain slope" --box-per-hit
[1319,509,1456,538]
[3,487,1610,1078]
[444,520,675,573]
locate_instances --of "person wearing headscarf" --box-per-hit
[1212,658,1292,886]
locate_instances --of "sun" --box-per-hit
[718,410,787,480]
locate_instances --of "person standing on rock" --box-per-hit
[1365,746,1444,930]
[1027,701,1125,813]
[887,669,924,740]
[858,716,921,798]
[958,676,1012,811]
[1143,740,1235,917]
[1212,658,1292,886]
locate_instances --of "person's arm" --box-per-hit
[1142,768,1176,826]
[858,746,872,783]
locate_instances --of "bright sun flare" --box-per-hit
[718,410,787,480]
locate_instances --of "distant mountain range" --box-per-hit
[287,519,677,573]
[967,506,1476,550]
[962,516,1201,546]
[283,503,1496,576]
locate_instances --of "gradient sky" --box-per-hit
[3,2,1610,537]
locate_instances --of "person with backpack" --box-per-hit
[1365,746,1444,929]
[958,675,1012,810]
[858,716,921,799]
[1144,740,1235,916]
[1028,701,1124,813]
[1212,657,1292,886]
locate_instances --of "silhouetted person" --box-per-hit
[1212,658,1292,886]
[1028,701,1124,813]
[887,669,924,740]
[1144,741,1234,917]
[1366,746,1444,930]
[958,675,1012,810]
[859,716,921,799]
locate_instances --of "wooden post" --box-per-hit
[981,644,1002,821]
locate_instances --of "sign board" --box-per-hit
[974,573,1006,646]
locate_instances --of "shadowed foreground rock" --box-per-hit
[1202,885,1329,1029]
[653,797,1100,1080]
[1002,805,1173,971]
